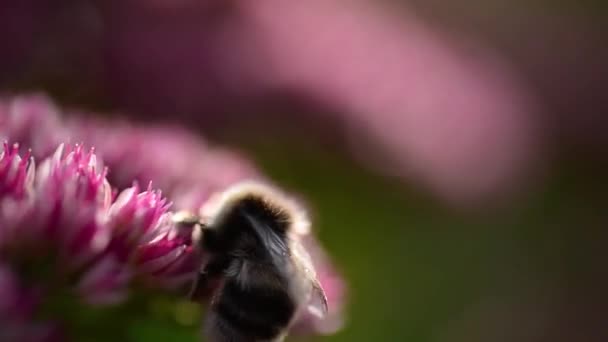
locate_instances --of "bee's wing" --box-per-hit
[291,237,329,318]
[307,276,329,319]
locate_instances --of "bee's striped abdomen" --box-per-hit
[213,279,296,341]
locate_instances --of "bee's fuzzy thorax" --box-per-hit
[200,181,311,236]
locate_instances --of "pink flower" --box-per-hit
[108,183,198,289]
[0,142,34,199]
[0,142,202,337]
[0,143,34,248]
[0,143,126,305]
[132,223,199,289]
[109,183,171,249]
[32,144,112,264]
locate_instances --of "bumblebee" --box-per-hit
[175,182,327,342]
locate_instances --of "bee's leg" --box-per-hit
[189,256,230,301]
[188,271,211,301]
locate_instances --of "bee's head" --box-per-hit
[236,195,291,234]
[203,181,310,229]
[199,197,284,256]
[198,181,312,259]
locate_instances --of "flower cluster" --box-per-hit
[0,94,260,211]
[0,142,196,338]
